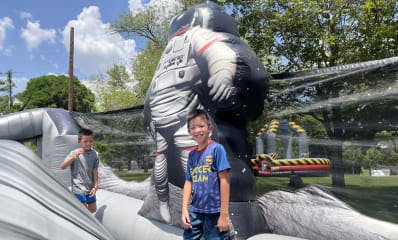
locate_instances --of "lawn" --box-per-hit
[115,170,151,182]
[115,170,398,224]
[256,174,398,224]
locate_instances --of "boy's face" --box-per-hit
[78,135,94,152]
[188,116,212,146]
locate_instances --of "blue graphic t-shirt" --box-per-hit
[185,141,230,213]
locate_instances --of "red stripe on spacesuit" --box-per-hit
[196,36,225,56]
[170,27,192,39]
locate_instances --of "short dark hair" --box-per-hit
[78,128,94,141]
[187,109,211,129]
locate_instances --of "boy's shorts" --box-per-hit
[75,193,96,204]
[183,210,233,240]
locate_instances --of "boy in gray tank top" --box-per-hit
[61,128,99,213]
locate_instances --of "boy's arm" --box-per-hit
[181,180,192,229]
[60,148,82,169]
[89,167,99,196]
[217,170,230,232]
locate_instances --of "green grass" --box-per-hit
[115,171,151,182]
[115,170,398,224]
[256,174,398,224]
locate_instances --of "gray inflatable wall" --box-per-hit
[0,140,114,240]
[0,108,80,187]
[1,132,398,240]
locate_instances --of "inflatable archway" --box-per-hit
[255,119,309,158]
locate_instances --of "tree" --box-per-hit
[106,64,130,88]
[111,1,229,102]
[111,2,181,101]
[177,0,207,10]
[343,143,363,174]
[224,0,398,187]
[111,3,175,48]
[225,0,397,71]
[89,64,141,111]
[131,41,164,103]
[363,147,384,169]
[376,130,398,153]
[17,75,95,112]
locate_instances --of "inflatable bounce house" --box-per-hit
[1,2,398,240]
[251,119,331,179]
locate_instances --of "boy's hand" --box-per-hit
[217,213,230,232]
[181,210,192,229]
[89,186,98,197]
[74,148,85,158]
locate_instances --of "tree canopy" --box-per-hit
[17,75,95,112]
[225,0,398,72]
[111,1,182,103]
[89,64,141,111]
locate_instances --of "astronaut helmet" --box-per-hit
[169,1,239,38]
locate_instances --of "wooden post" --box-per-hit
[6,70,12,108]
[68,27,74,112]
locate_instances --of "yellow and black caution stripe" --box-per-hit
[250,157,260,166]
[270,158,330,166]
[267,120,280,133]
[256,123,268,137]
[288,121,306,133]
[251,154,330,167]
[250,153,277,166]
[257,119,308,136]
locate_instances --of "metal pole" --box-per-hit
[68,27,74,112]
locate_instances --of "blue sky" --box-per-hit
[0,0,178,94]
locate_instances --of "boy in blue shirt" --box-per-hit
[181,109,232,239]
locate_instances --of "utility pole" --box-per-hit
[6,70,12,108]
[68,27,74,112]
[0,69,16,109]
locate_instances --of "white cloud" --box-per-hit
[20,20,56,50]
[0,17,14,52]
[40,54,59,70]
[20,11,33,20]
[62,6,136,76]
[12,76,29,94]
[46,72,67,77]
[3,45,15,56]
[128,0,145,15]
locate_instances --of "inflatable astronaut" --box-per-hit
[143,1,268,222]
